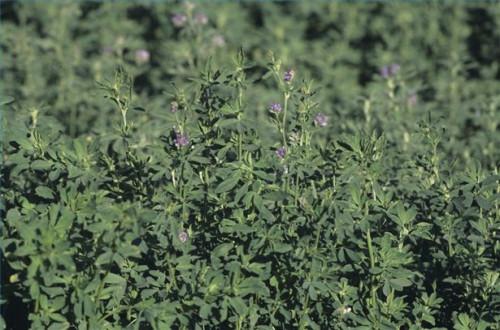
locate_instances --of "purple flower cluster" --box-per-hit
[171,11,208,28]
[102,46,114,56]
[178,231,189,243]
[276,146,286,159]
[194,13,208,25]
[212,34,226,48]
[380,63,400,79]
[284,69,295,83]
[407,93,418,107]
[172,13,187,27]
[313,113,329,127]
[269,103,282,114]
[174,132,189,148]
[135,49,150,64]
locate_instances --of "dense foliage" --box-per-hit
[1,1,499,329]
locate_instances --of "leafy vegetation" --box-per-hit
[1,2,499,329]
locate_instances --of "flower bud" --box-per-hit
[276,146,286,159]
[134,49,150,64]
[269,103,282,114]
[194,13,208,25]
[284,69,295,83]
[174,131,189,148]
[212,34,226,48]
[313,113,328,127]
[172,13,187,27]
[178,231,189,243]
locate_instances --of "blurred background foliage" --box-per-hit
[1,1,499,170]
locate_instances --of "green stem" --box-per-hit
[366,229,377,307]
[447,227,454,256]
[237,80,244,160]
[367,229,375,269]
[294,173,299,207]
[299,294,309,330]
[121,109,127,133]
[496,167,499,221]
[95,268,111,307]
[238,132,242,160]
[282,93,290,147]
[236,316,243,330]
[314,222,321,250]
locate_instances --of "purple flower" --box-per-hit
[174,132,189,148]
[275,146,286,159]
[194,13,208,25]
[102,46,114,56]
[170,101,179,113]
[407,93,417,107]
[284,69,295,83]
[390,64,400,75]
[135,49,150,64]
[172,13,187,27]
[212,34,226,47]
[269,103,282,114]
[380,66,390,79]
[313,113,328,127]
[178,231,189,243]
[380,63,400,78]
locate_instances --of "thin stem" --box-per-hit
[366,228,378,307]
[299,294,309,330]
[314,221,321,250]
[95,268,110,307]
[236,316,243,330]
[294,172,299,207]
[238,132,242,160]
[237,93,243,160]
[121,110,127,133]
[282,92,290,147]
[367,229,375,269]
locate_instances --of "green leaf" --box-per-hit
[454,313,471,330]
[216,118,240,128]
[262,190,289,201]
[475,196,492,210]
[0,96,15,106]
[212,242,234,258]
[236,277,269,297]
[234,182,250,203]
[253,194,275,221]
[31,160,52,170]
[47,322,68,330]
[308,285,318,300]
[199,304,212,319]
[228,297,248,316]
[6,208,21,224]
[104,273,126,284]
[48,313,67,323]
[35,186,55,200]
[253,170,274,181]
[215,172,241,194]
[189,155,211,164]
[389,277,412,290]
[272,242,292,253]
[56,208,74,232]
